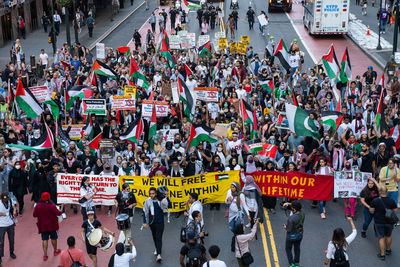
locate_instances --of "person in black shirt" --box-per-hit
[360,178,381,238]
[210,7,217,30]
[197,8,204,28]
[114,183,137,217]
[376,129,397,156]
[169,7,178,30]
[370,186,398,260]
[179,231,206,267]
[78,146,96,171]
[360,143,376,174]
[246,6,255,30]
[362,66,377,85]
[231,8,239,30]
[64,151,81,174]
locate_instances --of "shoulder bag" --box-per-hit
[379,197,399,225]
[236,236,254,265]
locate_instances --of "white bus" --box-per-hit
[303,0,349,35]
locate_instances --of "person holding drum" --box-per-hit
[115,183,137,219]
[79,176,98,221]
[81,210,115,267]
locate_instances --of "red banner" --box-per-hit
[248,171,334,201]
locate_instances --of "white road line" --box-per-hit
[284,11,318,64]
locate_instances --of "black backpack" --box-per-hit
[186,243,203,267]
[68,250,83,267]
[331,245,348,267]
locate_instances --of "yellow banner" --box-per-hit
[241,35,250,45]
[230,42,238,54]
[120,171,240,212]
[124,85,137,96]
[237,42,247,54]
[218,37,227,50]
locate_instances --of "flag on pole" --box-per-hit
[120,118,144,143]
[148,104,157,148]
[56,121,72,149]
[91,60,118,79]
[184,63,194,77]
[89,71,97,87]
[321,111,344,131]
[285,103,321,139]
[187,124,218,150]
[43,95,60,121]
[9,123,54,151]
[15,78,43,119]
[390,125,400,150]
[159,37,175,68]
[239,99,257,138]
[274,39,291,71]
[65,85,94,110]
[375,88,384,133]
[129,56,149,89]
[183,0,202,8]
[322,45,340,80]
[211,57,222,80]
[378,73,385,88]
[158,26,169,49]
[178,77,196,121]
[259,79,274,93]
[198,41,212,59]
[117,46,131,56]
[339,47,352,83]
[88,132,102,151]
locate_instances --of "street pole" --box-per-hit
[377,0,383,50]
[65,6,71,48]
[73,0,79,44]
[393,0,400,55]
[50,0,57,55]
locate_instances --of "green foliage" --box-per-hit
[57,0,74,7]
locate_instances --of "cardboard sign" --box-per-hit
[241,35,250,45]
[194,87,219,102]
[198,35,210,47]
[169,35,181,49]
[29,86,48,103]
[83,99,106,115]
[62,124,84,140]
[334,171,371,198]
[258,14,268,26]
[142,100,169,117]
[124,85,137,96]
[237,42,247,54]
[57,173,118,205]
[218,38,228,50]
[96,43,105,60]
[171,81,180,104]
[111,95,136,111]
[230,42,238,53]
[99,139,115,160]
[215,31,226,39]
[157,129,180,142]
[180,33,196,49]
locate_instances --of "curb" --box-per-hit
[88,1,145,51]
[345,34,386,71]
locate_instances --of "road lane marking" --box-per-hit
[260,219,272,267]
[264,208,280,267]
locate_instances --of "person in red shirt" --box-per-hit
[33,192,62,261]
[60,236,86,267]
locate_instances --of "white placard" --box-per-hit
[96,43,105,59]
[258,15,268,26]
[215,32,226,39]
[198,35,210,47]
[171,81,179,103]
[169,35,181,50]
[333,171,371,198]
[29,86,48,103]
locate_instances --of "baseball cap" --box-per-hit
[87,210,95,215]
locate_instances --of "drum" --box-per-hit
[88,229,114,251]
[116,213,131,230]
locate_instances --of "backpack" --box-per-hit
[67,250,83,267]
[331,244,347,267]
[186,243,203,267]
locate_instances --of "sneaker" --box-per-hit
[377,253,385,260]
[385,249,392,255]
[10,253,16,259]
[62,213,67,219]
[321,213,326,219]
[43,256,48,261]
[53,249,61,256]
[154,250,157,256]
[156,254,162,262]
[361,231,366,238]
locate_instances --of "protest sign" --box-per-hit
[212,124,229,137]
[124,85,137,96]
[180,33,195,49]
[241,35,250,45]
[249,171,334,201]
[29,86,48,103]
[120,171,240,212]
[96,43,105,59]
[169,35,181,49]
[62,124,84,140]
[334,171,371,198]
[258,14,268,26]
[99,139,115,160]
[237,42,247,54]
[230,42,238,53]
[157,129,180,142]
[215,31,226,39]
[57,173,118,205]
[142,100,169,117]
[198,35,210,47]
[177,30,188,37]
[171,81,179,103]
[111,95,136,111]
[218,38,227,50]
[83,99,106,115]
[194,87,219,102]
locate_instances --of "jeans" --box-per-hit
[380,20,387,32]
[88,26,93,38]
[285,238,301,265]
[150,222,164,255]
[0,224,14,257]
[248,19,254,30]
[362,206,374,231]
[387,191,398,205]
[319,201,326,214]
[229,215,243,233]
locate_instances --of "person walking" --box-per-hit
[79,176,98,221]
[0,192,17,265]
[53,10,62,35]
[41,12,49,33]
[360,178,381,238]
[379,8,389,34]
[246,7,255,30]
[370,186,398,261]
[179,231,207,267]
[233,220,259,267]
[33,192,62,261]
[59,236,86,267]
[142,187,171,262]
[86,14,95,38]
[283,201,304,267]
[8,161,28,216]
[185,192,203,226]
[324,217,357,267]
[226,182,249,233]
[18,16,26,39]
[108,242,137,267]
[149,12,157,33]
[378,158,400,205]
[203,245,227,267]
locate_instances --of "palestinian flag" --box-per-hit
[66,85,94,110]
[88,132,102,150]
[159,38,175,68]
[7,79,14,104]
[178,77,196,121]
[322,45,340,80]
[292,90,298,106]
[339,47,352,83]
[285,103,320,139]
[390,125,400,150]
[15,78,43,119]
[91,60,118,79]
[187,124,218,149]
[183,0,201,8]
[276,114,284,126]
[239,99,257,138]
[321,111,343,131]
[148,104,157,148]
[56,121,72,149]
[215,174,229,181]
[198,41,212,59]
[43,95,60,121]
[83,115,95,139]
[184,63,194,77]
[129,56,149,89]
[158,27,169,49]
[211,57,222,80]
[274,39,290,71]
[378,73,385,89]
[244,143,264,153]
[333,87,341,112]
[9,123,53,151]
[375,88,384,133]
[120,118,144,143]
[89,71,97,87]
[260,79,274,93]
[257,144,278,158]
[117,46,131,56]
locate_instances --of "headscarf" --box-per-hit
[231,181,242,210]
[246,155,257,173]
[244,175,262,196]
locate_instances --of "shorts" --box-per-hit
[41,230,58,241]
[85,238,97,255]
[374,223,393,239]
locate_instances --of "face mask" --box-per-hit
[174,144,180,148]
[30,155,35,159]
[345,165,351,169]
[160,152,166,157]
[15,165,21,170]
[284,155,289,160]
[217,147,223,152]
[190,158,196,162]
[230,109,234,113]
[224,104,228,108]
[267,104,271,108]
[137,109,141,113]
[145,162,151,166]
[248,159,254,163]
[177,156,182,161]
[105,166,111,170]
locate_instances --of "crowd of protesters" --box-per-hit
[0,2,400,266]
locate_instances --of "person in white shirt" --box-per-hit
[289,50,300,76]
[186,75,198,91]
[185,193,203,226]
[0,192,17,265]
[112,242,137,267]
[324,217,357,266]
[39,49,49,70]
[207,102,220,120]
[227,133,242,155]
[53,10,62,34]
[236,87,247,100]
[203,245,227,267]
[79,176,98,221]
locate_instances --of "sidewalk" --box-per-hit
[0,1,145,68]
